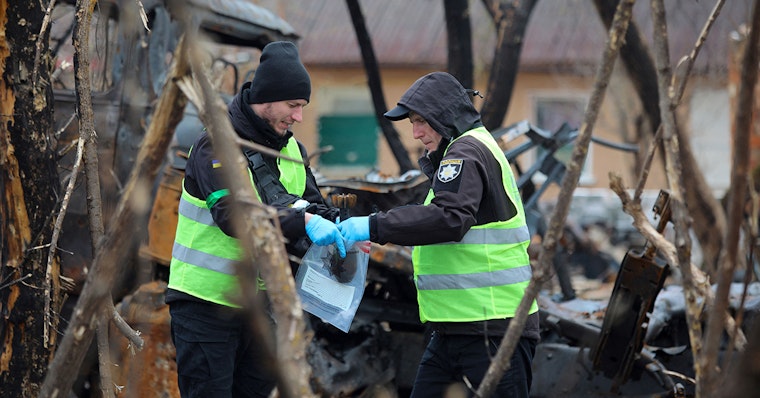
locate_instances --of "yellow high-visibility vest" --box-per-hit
[413,127,538,322]
[168,137,305,307]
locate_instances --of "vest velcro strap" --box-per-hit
[172,242,236,275]
[206,189,230,209]
[432,225,530,246]
[416,265,532,290]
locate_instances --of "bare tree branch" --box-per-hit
[671,0,726,104]
[630,0,722,199]
[721,318,760,397]
[177,36,317,395]
[97,307,115,398]
[39,5,189,393]
[725,176,760,359]
[235,137,304,164]
[71,2,127,395]
[71,0,104,245]
[32,0,56,85]
[672,0,729,277]
[610,174,746,352]
[68,1,145,395]
[593,0,661,136]
[606,3,739,396]
[633,126,662,199]
[45,137,83,348]
[703,1,760,394]
[599,0,728,277]
[444,0,474,87]
[476,1,636,396]
[649,0,704,392]
[109,305,144,349]
[479,0,538,131]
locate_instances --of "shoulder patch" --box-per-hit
[437,159,463,183]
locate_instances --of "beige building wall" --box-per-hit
[297,64,670,206]
[298,66,438,178]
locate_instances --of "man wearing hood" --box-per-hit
[339,72,539,397]
[166,41,344,398]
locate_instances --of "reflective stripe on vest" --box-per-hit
[168,137,306,307]
[429,224,530,246]
[169,189,242,306]
[416,265,533,290]
[412,126,538,322]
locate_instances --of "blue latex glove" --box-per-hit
[337,216,370,243]
[306,215,346,257]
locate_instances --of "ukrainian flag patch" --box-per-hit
[212,159,222,168]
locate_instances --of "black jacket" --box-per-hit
[370,72,515,247]
[166,85,337,304]
[183,86,337,246]
[370,73,539,339]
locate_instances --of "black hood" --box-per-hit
[384,72,481,140]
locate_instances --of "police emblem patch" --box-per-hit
[437,159,463,183]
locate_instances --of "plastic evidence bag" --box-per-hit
[295,241,370,332]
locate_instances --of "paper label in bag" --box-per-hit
[302,265,355,310]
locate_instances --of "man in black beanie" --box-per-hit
[166,41,344,398]
[244,41,312,105]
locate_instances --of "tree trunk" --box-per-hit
[703,1,760,394]
[477,1,637,395]
[722,320,760,397]
[479,0,538,131]
[0,1,62,397]
[593,0,661,136]
[39,10,186,395]
[346,0,415,174]
[444,0,474,88]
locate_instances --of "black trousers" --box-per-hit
[410,332,537,398]
[169,300,275,398]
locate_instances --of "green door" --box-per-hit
[318,115,378,167]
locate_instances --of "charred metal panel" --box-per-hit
[592,191,672,391]
[531,344,680,397]
[592,249,669,388]
[52,0,298,295]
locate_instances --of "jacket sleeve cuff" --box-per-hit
[369,213,379,242]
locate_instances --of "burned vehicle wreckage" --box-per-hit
[321,122,760,397]
[49,1,759,397]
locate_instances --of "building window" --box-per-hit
[533,96,594,185]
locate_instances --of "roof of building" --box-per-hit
[257,0,754,76]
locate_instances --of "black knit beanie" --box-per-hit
[244,41,311,104]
